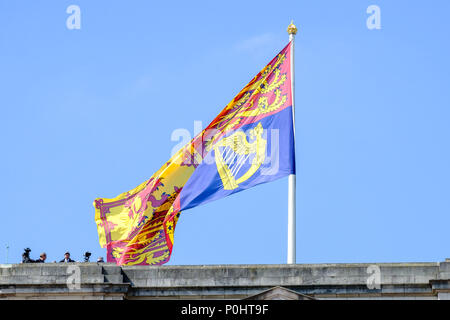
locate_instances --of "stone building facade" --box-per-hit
[1,260,449,300]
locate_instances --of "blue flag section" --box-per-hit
[179,106,295,212]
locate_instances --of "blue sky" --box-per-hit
[0,1,449,264]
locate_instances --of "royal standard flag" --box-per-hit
[94,42,295,265]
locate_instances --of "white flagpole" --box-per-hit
[287,21,298,264]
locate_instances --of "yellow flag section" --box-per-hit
[94,42,292,265]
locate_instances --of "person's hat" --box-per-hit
[65,251,70,255]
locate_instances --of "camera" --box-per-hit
[83,251,91,262]
[22,248,35,263]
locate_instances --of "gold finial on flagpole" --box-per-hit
[287,20,298,35]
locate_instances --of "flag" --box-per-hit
[94,42,295,265]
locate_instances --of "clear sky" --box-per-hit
[1,0,449,265]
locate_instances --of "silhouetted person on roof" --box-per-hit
[59,251,75,263]
[35,252,47,263]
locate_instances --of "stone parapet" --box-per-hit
[0,261,449,300]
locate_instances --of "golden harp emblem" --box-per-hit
[213,123,267,190]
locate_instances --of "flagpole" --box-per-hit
[287,21,298,264]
